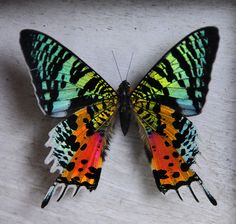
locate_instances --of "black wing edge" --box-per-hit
[153,172,217,206]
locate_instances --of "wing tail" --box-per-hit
[198,178,217,206]
[41,183,57,208]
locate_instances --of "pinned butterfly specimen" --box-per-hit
[20,27,219,208]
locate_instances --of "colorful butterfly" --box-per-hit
[20,27,219,208]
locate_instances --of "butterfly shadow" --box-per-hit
[127,120,163,199]
[2,60,59,206]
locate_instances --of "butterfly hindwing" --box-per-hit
[131,27,219,116]
[133,99,198,184]
[133,99,217,205]
[20,29,117,117]
[41,100,118,207]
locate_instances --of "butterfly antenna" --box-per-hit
[125,52,134,81]
[112,50,123,81]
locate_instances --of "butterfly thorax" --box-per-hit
[117,80,131,136]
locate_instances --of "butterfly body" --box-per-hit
[20,27,219,207]
[118,80,132,135]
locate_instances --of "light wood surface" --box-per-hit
[0,1,235,223]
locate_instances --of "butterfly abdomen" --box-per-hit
[118,80,131,136]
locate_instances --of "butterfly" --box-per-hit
[20,27,219,208]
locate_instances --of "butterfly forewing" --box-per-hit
[20,29,117,117]
[131,27,219,116]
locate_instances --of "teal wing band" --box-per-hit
[131,27,219,116]
[20,30,117,117]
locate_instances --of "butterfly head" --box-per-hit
[117,80,131,136]
[117,80,130,93]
